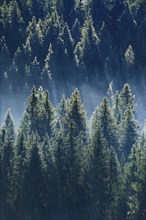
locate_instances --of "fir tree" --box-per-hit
[87,127,110,220]
[120,83,136,116]
[74,17,101,81]
[0,110,15,219]
[120,105,138,161]
[95,97,119,153]
[21,133,45,219]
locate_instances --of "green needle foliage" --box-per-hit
[0,84,145,220]
[0,0,145,94]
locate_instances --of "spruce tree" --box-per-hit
[120,105,138,161]
[112,91,122,126]
[95,97,119,154]
[8,0,24,53]
[87,127,110,220]
[120,83,136,117]
[21,133,45,219]
[41,44,53,84]
[0,110,15,219]
[74,17,101,81]
[21,87,55,139]
[25,16,43,58]
[68,89,87,140]
[125,143,141,220]
[54,90,88,219]
[107,147,121,220]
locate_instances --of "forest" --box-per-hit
[0,84,146,220]
[0,0,146,95]
[0,0,146,220]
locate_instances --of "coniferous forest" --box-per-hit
[0,0,146,220]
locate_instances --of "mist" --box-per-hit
[1,79,145,129]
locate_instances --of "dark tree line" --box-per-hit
[0,0,146,96]
[0,84,146,220]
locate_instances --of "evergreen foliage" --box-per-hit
[0,0,145,94]
[0,85,145,220]
[0,0,145,219]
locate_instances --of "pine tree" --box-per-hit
[43,9,61,51]
[53,129,70,215]
[21,86,39,137]
[113,91,122,126]
[0,109,15,219]
[125,45,135,66]
[40,135,58,219]
[53,90,88,218]
[87,127,110,220]
[126,133,146,220]
[25,16,43,58]
[8,0,24,53]
[41,44,53,83]
[0,1,10,31]
[90,105,99,132]
[120,105,138,161]
[2,109,15,141]
[13,128,28,219]
[21,133,45,219]
[22,36,33,64]
[57,95,69,127]
[21,87,55,139]
[68,89,87,141]
[42,89,55,137]
[125,143,141,220]
[74,17,101,81]
[107,147,121,220]
[60,23,74,60]
[120,83,136,116]
[137,135,146,220]
[95,97,119,153]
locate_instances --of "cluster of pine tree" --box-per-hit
[0,0,146,95]
[0,83,146,220]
